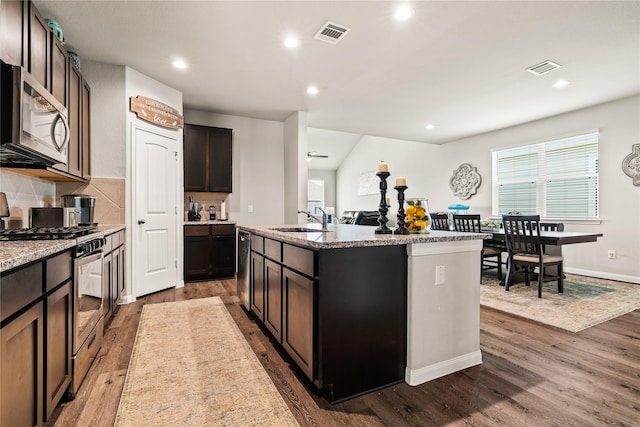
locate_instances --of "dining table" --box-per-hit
[480,228,603,284]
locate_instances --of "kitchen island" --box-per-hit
[237,223,487,403]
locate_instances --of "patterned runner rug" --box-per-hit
[480,274,640,332]
[114,297,298,426]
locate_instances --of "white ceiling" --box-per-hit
[36,1,640,168]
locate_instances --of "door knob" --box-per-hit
[138,219,146,224]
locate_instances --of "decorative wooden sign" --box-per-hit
[130,96,184,129]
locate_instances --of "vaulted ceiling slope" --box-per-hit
[36,1,640,144]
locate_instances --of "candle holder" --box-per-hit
[393,185,410,235]
[375,171,392,234]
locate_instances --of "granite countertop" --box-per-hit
[184,220,236,226]
[0,224,126,273]
[237,223,489,249]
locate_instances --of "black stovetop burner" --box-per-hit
[0,226,97,241]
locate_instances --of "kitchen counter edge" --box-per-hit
[0,224,126,273]
[237,223,489,250]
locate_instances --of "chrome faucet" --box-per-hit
[297,208,328,231]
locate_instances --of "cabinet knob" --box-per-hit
[138,219,146,225]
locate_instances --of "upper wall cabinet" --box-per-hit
[184,124,233,193]
[0,0,27,67]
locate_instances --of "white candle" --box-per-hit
[386,197,391,206]
[396,176,406,186]
[378,162,388,172]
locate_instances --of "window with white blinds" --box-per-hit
[492,131,599,219]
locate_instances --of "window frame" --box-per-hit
[491,129,600,222]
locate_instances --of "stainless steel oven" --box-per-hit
[69,233,106,396]
[0,59,69,166]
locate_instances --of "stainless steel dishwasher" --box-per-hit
[237,230,251,309]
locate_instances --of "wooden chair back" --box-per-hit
[502,215,543,256]
[452,214,482,232]
[430,213,449,230]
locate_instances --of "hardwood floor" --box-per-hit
[48,278,640,427]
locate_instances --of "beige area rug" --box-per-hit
[114,297,299,427]
[480,274,640,332]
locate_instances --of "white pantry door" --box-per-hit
[133,125,178,297]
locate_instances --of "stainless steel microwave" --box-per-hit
[0,59,69,166]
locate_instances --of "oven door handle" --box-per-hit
[77,251,102,265]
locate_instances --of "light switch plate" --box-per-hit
[435,265,445,285]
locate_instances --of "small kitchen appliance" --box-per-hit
[0,192,9,230]
[30,207,79,227]
[209,205,216,220]
[62,194,96,225]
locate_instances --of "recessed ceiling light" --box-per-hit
[284,36,299,48]
[172,59,188,70]
[552,80,571,88]
[395,5,413,21]
[425,124,435,130]
[306,86,319,95]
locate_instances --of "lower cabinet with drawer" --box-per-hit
[184,224,236,281]
[246,234,407,404]
[102,229,126,324]
[1,249,73,426]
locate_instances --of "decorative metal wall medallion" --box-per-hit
[449,163,482,200]
[622,144,640,186]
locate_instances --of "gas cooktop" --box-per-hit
[0,226,98,241]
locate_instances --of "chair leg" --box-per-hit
[558,262,564,293]
[524,267,530,287]
[505,260,512,291]
[497,254,503,280]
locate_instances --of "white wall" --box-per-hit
[309,169,336,210]
[81,60,126,178]
[337,96,640,283]
[184,110,285,225]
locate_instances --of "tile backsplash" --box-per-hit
[0,169,56,228]
[57,177,125,225]
[0,170,125,228]
[184,192,229,221]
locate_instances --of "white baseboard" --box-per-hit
[119,294,136,304]
[176,279,185,289]
[405,350,483,386]
[565,267,640,284]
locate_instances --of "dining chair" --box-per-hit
[452,214,504,280]
[429,212,449,231]
[501,214,564,298]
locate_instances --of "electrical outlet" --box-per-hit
[435,265,445,285]
[608,250,616,259]
[248,205,254,213]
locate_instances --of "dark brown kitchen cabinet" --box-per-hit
[184,124,232,193]
[184,224,236,281]
[45,281,72,419]
[0,302,44,427]
[50,34,68,107]
[81,78,91,179]
[28,2,50,90]
[250,251,265,319]
[264,258,283,341]
[282,267,314,379]
[0,0,27,66]
[1,249,73,425]
[66,64,83,177]
[103,230,125,325]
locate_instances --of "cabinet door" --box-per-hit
[0,0,26,66]
[250,252,265,320]
[118,245,126,300]
[282,268,314,380]
[183,124,208,191]
[184,235,211,281]
[264,259,282,342]
[111,245,121,311]
[45,281,72,420]
[81,79,91,179]
[28,3,50,90]
[50,35,67,107]
[102,251,113,322]
[67,64,82,177]
[210,235,235,278]
[208,127,233,192]
[1,302,44,427]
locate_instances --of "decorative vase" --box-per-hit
[404,198,432,233]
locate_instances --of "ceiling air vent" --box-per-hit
[526,60,562,76]
[314,21,351,44]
